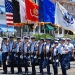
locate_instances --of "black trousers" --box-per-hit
[52,56,58,75]
[2,52,8,73]
[9,52,15,73]
[16,52,22,73]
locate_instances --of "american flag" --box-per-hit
[5,0,13,26]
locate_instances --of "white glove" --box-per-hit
[28,56,30,59]
[31,55,33,57]
[14,54,16,57]
[7,56,9,60]
[20,55,23,59]
[46,57,48,59]
[53,60,55,62]
[12,49,15,52]
[49,57,52,60]
[56,59,59,62]
[34,56,37,59]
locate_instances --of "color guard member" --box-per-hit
[38,38,44,75]
[58,38,69,75]
[1,37,8,74]
[16,37,22,74]
[30,36,37,75]
[66,38,74,69]
[22,36,29,75]
[8,36,16,74]
[45,38,52,75]
[52,41,59,75]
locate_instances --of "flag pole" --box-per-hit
[57,26,60,38]
[73,35,74,41]
[44,22,46,40]
[7,25,8,38]
[38,22,40,40]
[21,25,23,38]
[65,30,69,43]
[27,21,30,39]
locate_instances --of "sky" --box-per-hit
[72,0,75,2]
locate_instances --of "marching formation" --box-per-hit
[0,36,74,75]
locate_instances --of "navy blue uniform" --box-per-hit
[2,41,8,74]
[66,42,74,69]
[58,44,68,75]
[52,44,59,75]
[8,41,15,74]
[23,42,30,74]
[16,41,22,74]
[45,44,51,75]
[38,43,44,74]
[30,41,36,75]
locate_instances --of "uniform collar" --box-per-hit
[46,43,50,45]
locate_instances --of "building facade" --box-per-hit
[51,0,75,18]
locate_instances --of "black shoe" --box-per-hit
[2,72,7,74]
[16,71,22,74]
[10,72,14,74]
[40,73,44,75]
[19,72,22,74]
[25,71,28,75]
[16,72,19,74]
[47,73,51,75]
[32,72,36,75]
[0,61,1,67]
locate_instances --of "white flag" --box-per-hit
[19,0,26,23]
[55,2,75,34]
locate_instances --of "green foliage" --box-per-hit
[33,34,54,41]
[62,34,74,39]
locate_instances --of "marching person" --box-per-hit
[66,38,74,69]
[38,38,44,75]
[58,38,69,75]
[8,36,16,74]
[44,38,52,75]
[1,37,8,74]
[16,37,22,74]
[52,41,59,75]
[30,36,37,75]
[22,36,29,75]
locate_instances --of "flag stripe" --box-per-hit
[19,0,26,23]
[7,23,13,25]
[6,14,13,17]
[6,19,13,21]
[6,16,13,20]
[12,0,21,23]
[7,21,13,23]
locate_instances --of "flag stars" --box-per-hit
[5,0,13,13]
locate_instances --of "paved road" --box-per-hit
[0,62,75,75]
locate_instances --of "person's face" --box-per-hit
[17,39,20,42]
[61,40,65,44]
[46,40,50,44]
[31,39,35,42]
[3,40,7,43]
[40,40,44,44]
[67,40,70,43]
[10,38,13,41]
[24,38,28,43]
[55,43,58,46]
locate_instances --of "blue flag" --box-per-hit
[39,0,55,24]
